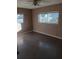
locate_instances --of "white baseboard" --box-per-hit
[33,30,62,39]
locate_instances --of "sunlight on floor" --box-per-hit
[17,23,22,32]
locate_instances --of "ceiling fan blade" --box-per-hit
[36,0,51,3]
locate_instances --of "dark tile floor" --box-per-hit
[17,32,62,59]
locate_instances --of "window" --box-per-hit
[38,12,59,24]
[17,14,23,23]
[17,14,24,32]
[39,13,48,23]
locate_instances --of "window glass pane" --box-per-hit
[39,13,48,23]
[17,14,23,23]
[48,13,59,24]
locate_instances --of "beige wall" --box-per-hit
[32,4,62,38]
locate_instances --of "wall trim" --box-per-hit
[33,30,62,39]
[18,30,62,39]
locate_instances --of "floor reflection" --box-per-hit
[17,32,62,59]
[39,42,51,48]
[17,32,24,46]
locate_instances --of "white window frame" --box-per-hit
[38,11,59,24]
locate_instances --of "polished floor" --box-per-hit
[17,32,62,59]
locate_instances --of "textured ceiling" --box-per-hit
[17,0,62,9]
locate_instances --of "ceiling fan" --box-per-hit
[32,0,49,6]
[32,0,41,6]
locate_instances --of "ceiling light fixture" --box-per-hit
[33,0,40,6]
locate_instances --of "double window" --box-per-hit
[38,12,59,24]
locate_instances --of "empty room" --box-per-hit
[17,0,62,59]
